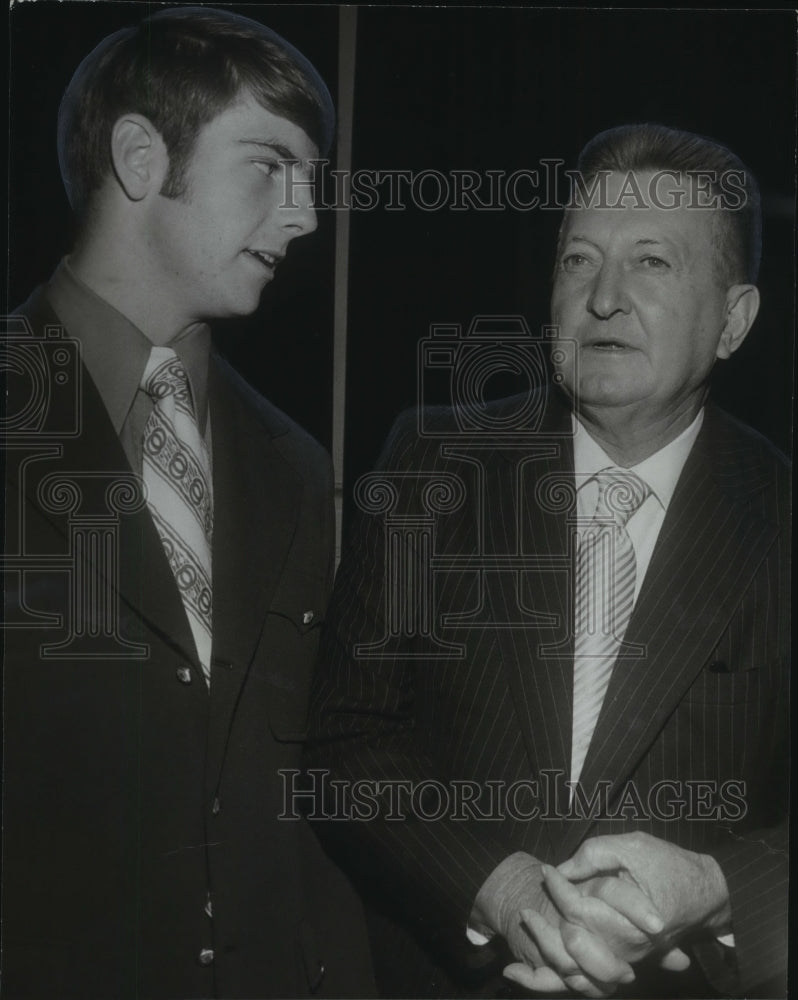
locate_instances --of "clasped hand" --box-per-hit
[499,832,728,997]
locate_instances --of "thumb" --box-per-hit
[503,963,570,994]
[658,947,692,972]
[557,843,623,880]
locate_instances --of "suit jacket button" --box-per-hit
[176,666,192,684]
[198,948,214,966]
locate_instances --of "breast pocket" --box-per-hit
[683,661,761,705]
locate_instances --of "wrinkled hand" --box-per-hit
[558,832,732,939]
[472,853,672,998]
[509,832,730,994]
[503,866,689,996]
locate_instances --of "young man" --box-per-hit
[309,125,788,998]
[3,8,373,997]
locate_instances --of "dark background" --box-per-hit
[8,4,795,522]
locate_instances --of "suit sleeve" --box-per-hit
[709,823,788,996]
[708,658,788,995]
[701,458,790,999]
[306,412,514,947]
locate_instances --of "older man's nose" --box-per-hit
[587,261,631,319]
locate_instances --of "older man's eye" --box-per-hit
[641,255,670,269]
[561,253,590,270]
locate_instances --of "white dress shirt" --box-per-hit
[572,410,704,602]
[468,409,707,948]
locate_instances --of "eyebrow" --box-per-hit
[564,235,672,249]
[238,138,304,166]
[562,235,599,249]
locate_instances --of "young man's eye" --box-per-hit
[254,160,280,177]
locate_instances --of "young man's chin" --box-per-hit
[216,288,269,321]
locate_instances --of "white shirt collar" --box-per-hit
[572,410,704,512]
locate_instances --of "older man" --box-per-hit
[3,8,373,997]
[308,124,788,998]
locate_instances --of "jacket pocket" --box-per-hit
[256,587,326,741]
[683,662,761,705]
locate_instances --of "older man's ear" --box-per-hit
[716,284,760,360]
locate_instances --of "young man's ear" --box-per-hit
[716,284,760,360]
[110,115,169,202]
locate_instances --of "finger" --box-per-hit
[546,873,656,964]
[503,962,570,993]
[503,963,614,1000]
[541,864,592,920]
[523,909,634,990]
[520,908,583,977]
[545,866,661,940]
[563,972,617,999]
[585,874,665,934]
[558,842,624,880]
[658,946,692,971]
[561,920,636,987]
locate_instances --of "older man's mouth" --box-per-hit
[585,339,637,351]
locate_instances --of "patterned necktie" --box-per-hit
[570,468,649,785]
[141,347,213,686]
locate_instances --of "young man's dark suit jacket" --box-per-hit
[308,389,789,999]
[2,287,375,999]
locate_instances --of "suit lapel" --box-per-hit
[10,315,199,668]
[488,395,576,847]
[562,408,779,855]
[204,356,302,784]
[15,316,303,775]
[14,291,303,775]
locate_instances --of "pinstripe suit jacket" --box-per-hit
[308,389,789,998]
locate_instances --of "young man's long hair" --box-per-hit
[58,6,335,218]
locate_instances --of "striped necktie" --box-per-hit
[141,347,213,686]
[570,469,649,786]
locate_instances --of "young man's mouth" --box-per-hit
[245,249,284,271]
